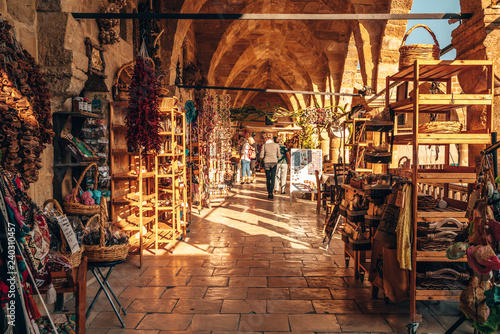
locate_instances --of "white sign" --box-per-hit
[56,215,80,254]
[290,149,323,204]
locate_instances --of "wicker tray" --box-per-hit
[417,194,439,210]
[348,237,372,251]
[83,200,130,263]
[399,24,440,70]
[63,163,100,216]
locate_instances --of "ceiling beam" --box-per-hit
[177,85,363,97]
[72,12,471,20]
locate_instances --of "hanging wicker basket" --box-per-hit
[43,199,84,269]
[399,24,440,70]
[63,163,100,216]
[83,200,130,263]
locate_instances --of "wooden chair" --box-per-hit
[315,170,329,213]
[324,163,346,221]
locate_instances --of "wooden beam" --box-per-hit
[71,12,472,21]
[177,84,362,97]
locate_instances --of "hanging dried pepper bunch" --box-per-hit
[125,57,161,155]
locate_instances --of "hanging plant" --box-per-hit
[125,57,161,155]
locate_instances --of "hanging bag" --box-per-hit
[248,144,256,160]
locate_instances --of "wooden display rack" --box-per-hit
[342,118,374,173]
[110,100,188,268]
[110,102,156,268]
[154,105,188,251]
[187,123,204,214]
[386,60,494,325]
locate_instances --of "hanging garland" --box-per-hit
[125,57,161,155]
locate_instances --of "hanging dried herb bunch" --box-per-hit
[125,57,161,155]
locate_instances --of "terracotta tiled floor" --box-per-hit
[82,175,471,333]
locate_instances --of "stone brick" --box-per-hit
[7,0,35,25]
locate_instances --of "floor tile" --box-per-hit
[267,300,314,314]
[249,268,302,276]
[268,276,308,288]
[107,330,159,334]
[221,300,266,313]
[201,260,236,268]
[204,287,248,299]
[434,315,475,333]
[161,287,207,299]
[127,298,177,313]
[336,314,392,332]
[357,300,410,314]
[239,314,289,331]
[213,268,250,276]
[189,314,240,331]
[289,314,341,332]
[289,288,332,300]
[141,267,181,277]
[229,276,268,287]
[313,299,361,314]
[330,288,373,300]
[90,312,146,329]
[137,314,193,331]
[172,299,222,313]
[236,260,270,267]
[118,286,166,299]
[147,276,192,287]
[178,268,214,276]
[306,277,349,288]
[187,276,229,286]
[247,287,290,300]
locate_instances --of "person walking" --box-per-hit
[260,133,280,199]
[240,137,251,184]
[248,137,258,183]
[274,137,290,194]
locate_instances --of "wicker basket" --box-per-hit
[419,121,463,134]
[43,199,84,268]
[113,58,155,101]
[63,163,100,216]
[399,24,440,70]
[83,200,130,263]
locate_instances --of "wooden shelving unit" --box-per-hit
[154,105,188,251]
[386,60,494,323]
[342,118,373,173]
[109,101,156,268]
[187,123,204,214]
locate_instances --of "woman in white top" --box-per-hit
[240,137,251,184]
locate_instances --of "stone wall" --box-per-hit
[0,0,139,204]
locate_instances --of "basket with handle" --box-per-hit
[113,57,155,101]
[83,199,130,262]
[63,163,100,216]
[43,199,84,269]
[399,24,440,70]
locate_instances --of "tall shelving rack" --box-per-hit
[188,124,204,213]
[387,60,494,323]
[110,101,156,268]
[155,105,188,251]
[342,118,374,173]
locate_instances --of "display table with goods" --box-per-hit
[200,94,232,208]
[386,59,494,331]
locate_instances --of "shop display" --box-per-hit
[200,94,232,207]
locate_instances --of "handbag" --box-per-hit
[248,145,256,159]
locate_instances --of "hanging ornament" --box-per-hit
[184,100,196,125]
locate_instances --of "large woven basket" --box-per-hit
[43,199,84,268]
[63,163,100,216]
[399,24,440,70]
[419,121,463,134]
[83,200,130,263]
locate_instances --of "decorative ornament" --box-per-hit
[97,0,126,45]
[184,100,196,125]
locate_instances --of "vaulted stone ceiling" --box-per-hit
[163,0,414,110]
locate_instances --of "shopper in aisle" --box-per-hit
[260,132,281,199]
[240,137,251,184]
[274,137,290,194]
[248,137,258,183]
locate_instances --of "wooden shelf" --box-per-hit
[393,132,491,145]
[416,172,476,184]
[112,171,155,179]
[54,162,94,168]
[416,251,467,262]
[158,153,184,157]
[112,193,156,206]
[390,94,491,113]
[111,124,128,131]
[417,207,465,219]
[389,60,493,82]
[54,111,103,119]
[115,216,155,231]
[415,289,461,301]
